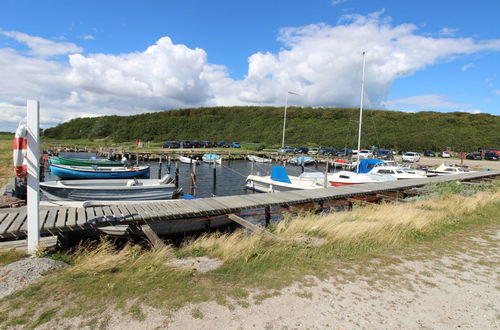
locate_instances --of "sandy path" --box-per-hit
[87,227,499,330]
[406,156,500,171]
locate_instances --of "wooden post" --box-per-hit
[158,154,162,179]
[27,100,40,254]
[324,156,329,188]
[135,152,139,166]
[212,162,217,196]
[175,164,179,189]
[189,160,197,196]
[227,214,277,239]
[265,207,271,227]
[301,155,305,173]
[141,224,166,249]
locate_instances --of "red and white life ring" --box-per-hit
[13,124,27,179]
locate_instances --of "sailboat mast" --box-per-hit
[281,92,289,148]
[356,51,366,174]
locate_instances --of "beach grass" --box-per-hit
[0,133,14,188]
[0,180,498,327]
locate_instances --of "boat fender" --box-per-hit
[126,178,142,187]
[12,124,27,179]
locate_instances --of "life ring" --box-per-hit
[13,124,27,179]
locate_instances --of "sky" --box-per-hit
[0,0,499,132]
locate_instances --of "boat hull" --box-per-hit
[49,164,150,179]
[53,156,123,167]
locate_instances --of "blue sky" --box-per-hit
[0,0,499,131]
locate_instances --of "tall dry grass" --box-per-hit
[181,189,500,262]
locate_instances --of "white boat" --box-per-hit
[247,155,272,163]
[369,165,427,179]
[328,170,396,186]
[428,163,476,175]
[40,175,181,201]
[202,154,222,165]
[245,166,327,192]
[179,156,200,164]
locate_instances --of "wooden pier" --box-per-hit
[0,171,498,240]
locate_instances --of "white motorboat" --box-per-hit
[247,155,272,163]
[428,163,476,175]
[202,154,222,165]
[40,175,181,201]
[179,156,201,164]
[245,166,327,192]
[369,165,427,179]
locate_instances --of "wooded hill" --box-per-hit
[43,106,500,152]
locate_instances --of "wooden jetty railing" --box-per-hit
[0,171,498,239]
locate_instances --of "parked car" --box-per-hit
[357,149,372,158]
[320,148,338,156]
[375,149,394,160]
[440,151,451,158]
[278,146,295,153]
[402,152,421,162]
[190,140,202,148]
[485,152,499,161]
[466,152,482,160]
[294,147,309,154]
[398,150,407,155]
[231,142,241,148]
[179,140,192,148]
[162,141,180,148]
[337,148,353,157]
[308,148,320,155]
[218,141,230,148]
[424,150,436,157]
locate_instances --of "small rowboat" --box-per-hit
[40,175,180,201]
[247,155,272,163]
[202,154,222,165]
[289,156,315,165]
[49,156,123,167]
[178,156,201,164]
[49,163,150,179]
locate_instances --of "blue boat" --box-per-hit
[202,154,222,164]
[49,164,150,179]
[289,156,315,165]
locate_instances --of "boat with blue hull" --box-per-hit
[49,164,150,179]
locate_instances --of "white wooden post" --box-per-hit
[27,100,40,253]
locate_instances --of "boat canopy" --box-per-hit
[354,159,384,174]
[271,166,291,184]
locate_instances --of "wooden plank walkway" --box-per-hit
[0,170,498,239]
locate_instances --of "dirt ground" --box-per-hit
[407,156,500,171]
[44,226,499,329]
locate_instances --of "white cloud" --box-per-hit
[1,12,500,131]
[387,94,469,110]
[493,90,500,95]
[461,63,475,71]
[439,27,458,37]
[0,30,82,56]
[331,0,348,6]
[459,109,481,114]
[80,34,95,40]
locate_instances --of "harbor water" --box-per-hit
[45,153,328,198]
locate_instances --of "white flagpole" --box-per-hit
[281,92,288,149]
[356,52,366,174]
[27,100,40,253]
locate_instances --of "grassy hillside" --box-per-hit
[43,106,500,152]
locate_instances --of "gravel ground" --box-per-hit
[37,227,499,329]
[0,257,67,298]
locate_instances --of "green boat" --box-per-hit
[49,156,123,167]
